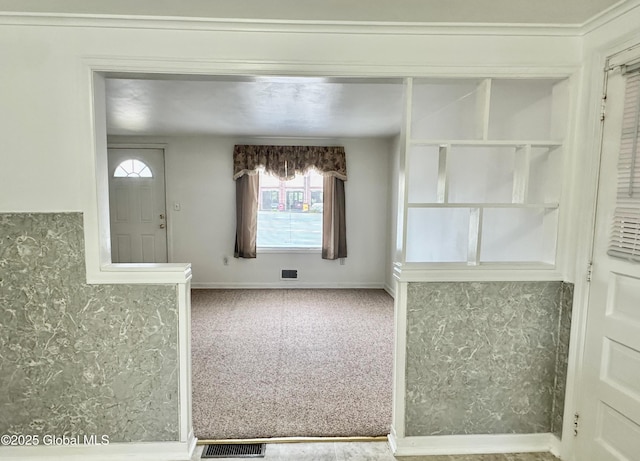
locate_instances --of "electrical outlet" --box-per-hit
[223,256,229,266]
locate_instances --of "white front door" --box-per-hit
[578,64,640,460]
[108,148,168,263]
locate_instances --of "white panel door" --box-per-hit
[579,66,640,461]
[108,148,168,263]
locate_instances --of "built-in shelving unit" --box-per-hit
[401,77,569,266]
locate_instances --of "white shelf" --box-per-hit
[401,76,568,266]
[409,139,563,147]
[399,261,557,270]
[407,203,559,209]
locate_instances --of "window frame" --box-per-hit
[608,70,640,263]
[113,158,153,178]
[256,168,324,252]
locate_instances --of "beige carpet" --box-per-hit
[191,289,394,439]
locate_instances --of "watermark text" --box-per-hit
[1,434,110,446]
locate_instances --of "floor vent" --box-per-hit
[202,443,266,458]
[281,269,298,279]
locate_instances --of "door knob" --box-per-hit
[159,223,166,229]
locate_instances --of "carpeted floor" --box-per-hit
[191,289,394,440]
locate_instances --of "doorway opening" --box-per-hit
[99,72,403,439]
[576,47,640,461]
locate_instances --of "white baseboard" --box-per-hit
[0,440,196,461]
[387,426,399,454]
[383,282,395,298]
[187,432,198,459]
[549,434,561,458]
[191,282,385,290]
[391,433,558,457]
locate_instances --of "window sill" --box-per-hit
[257,247,322,254]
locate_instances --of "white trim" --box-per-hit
[86,57,580,80]
[391,280,408,441]
[88,263,192,284]
[391,433,558,456]
[190,282,385,289]
[560,41,608,461]
[393,264,565,282]
[553,73,581,283]
[107,143,169,150]
[83,59,579,286]
[0,12,582,36]
[399,79,412,265]
[549,434,562,458]
[177,282,193,443]
[410,139,564,147]
[1,0,638,36]
[387,427,399,454]
[0,440,196,461]
[73,51,584,461]
[580,0,640,35]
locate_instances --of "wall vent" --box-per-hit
[281,269,298,280]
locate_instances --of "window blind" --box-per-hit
[608,71,640,262]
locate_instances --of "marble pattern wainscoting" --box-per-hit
[405,281,573,438]
[551,282,573,438]
[0,213,179,442]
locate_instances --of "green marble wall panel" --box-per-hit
[0,213,179,442]
[405,281,571,437]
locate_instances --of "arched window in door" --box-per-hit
[113,159,153,178]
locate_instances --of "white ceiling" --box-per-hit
[89,0,624,138]
[0,0,623,25]
[106,77,405,138]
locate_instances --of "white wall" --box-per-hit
[109,135,393,288]
[0,18,582,282]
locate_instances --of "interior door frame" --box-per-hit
[569,35,640,461]
[88,58,585,458]
[107,143,171,263]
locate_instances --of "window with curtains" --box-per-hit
[609,70,640,263]
[233,145,347,260]
[256,168,324,249]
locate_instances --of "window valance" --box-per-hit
[233,145,347,181]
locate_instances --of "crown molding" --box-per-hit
[0,11,582,37]
[1,0,638,37]
[580,0,640,34]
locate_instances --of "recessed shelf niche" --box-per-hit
[411,79,488,140]
[447,146,515,204]
[401,77,568,266]
[406,207,471,263]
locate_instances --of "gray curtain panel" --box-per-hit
[322,175,347,260]
[234,173,259,258]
